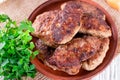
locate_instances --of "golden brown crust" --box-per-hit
[61,1,111,38]
[48,1,83,45]
[32,10,59,47]
[33,1,112,74]
[45,61,82,75]
[46,36,103,75]
[82,38,110,70]
[81,13,109,30]
[79,13,112,38]
[61,1,105,19]
[79,1,105,19]
[51,9,82,44]
[33,7,82,47]
[35,39,54,61]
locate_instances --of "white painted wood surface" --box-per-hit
[0,0,7,4]
[92,54,120,80]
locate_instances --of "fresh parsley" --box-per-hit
[0,14,38,80]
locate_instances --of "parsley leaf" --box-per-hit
[0,42,5,50]
[0,14,10,22]
[0,14,38,80]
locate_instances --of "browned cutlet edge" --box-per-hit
[51,3,83,44]
[32,6,83,47]
[61,1,105,20]
[82,38,110,71]
[35,38,54,62]
[46,36,102,75]
[79,13,112,38]
[32,10,59,47]
[61,1,111,38]
[45,61,82,75]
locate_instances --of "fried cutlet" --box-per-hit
[82,38,109,70]
[35,39,54,61]
[32,8,82,47]
[32,10,59,47]
[79,13,112,38]
[61,1,105,19]
[46,36,103,75]
[61,1,111,38]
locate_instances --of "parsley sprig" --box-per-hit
[0,14,38,80]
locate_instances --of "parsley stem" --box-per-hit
[16,51,23,57]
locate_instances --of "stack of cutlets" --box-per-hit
[32,1,112,75]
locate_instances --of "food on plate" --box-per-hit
[32,1,112,75]
[61,1,111,38]
[32,5,83,47]
[79,13,112,38]
[50,10,82,45]
[32,10,59,47]
[45,55,81,75]
[61,1,105,20]
[82,38,109,70]
[45,36,105,75]
[35,38,54,61]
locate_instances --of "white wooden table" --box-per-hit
[92,54,120,80]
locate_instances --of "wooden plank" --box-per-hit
[92,54,120,80]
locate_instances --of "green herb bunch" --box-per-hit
[0,14,38,80]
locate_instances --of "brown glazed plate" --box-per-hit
[28,0,118,80]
